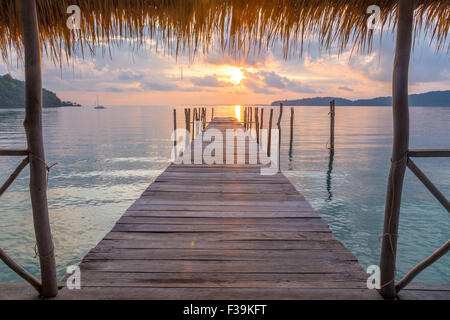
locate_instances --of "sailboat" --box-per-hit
[94,95,106,109]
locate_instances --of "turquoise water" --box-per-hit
[0,105,448,285]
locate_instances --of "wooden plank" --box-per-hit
[56,287,382,300]
[124,210,319,218]
[84,248,357,261]
[93,239,348,250]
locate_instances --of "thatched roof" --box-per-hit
[0,0,448,62]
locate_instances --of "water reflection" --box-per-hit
[0,105,448,285]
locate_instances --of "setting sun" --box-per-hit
[228,67,245,85]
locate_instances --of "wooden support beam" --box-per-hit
[396,240,450,292]
[255,108,260,145]
[407,158,450,213]
[0,248,42,293]
[379,0,414,300]
[268,109,274,157]
[408,149,450,158]
[289,107,294,160]
[173,109,177,148]
[0,149,29,156]
[0,157,29,197]
[18,0,58,298]
[260,108,264,144]
[277,104,283,172]
[329,100,335,155]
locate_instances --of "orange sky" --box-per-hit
[1,36,448,106]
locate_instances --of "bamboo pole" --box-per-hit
[249,108,253,130]
[379,0,414,300]
[277,104,283,172]
[260,109,264,143]
[0,157,29,197]
[192,108,196,139]
[0,248,42,293]
[268,109,274,157]
[329,100,335,155]
[255,108,260,144]
[243,107,247,128]
[395,240,450,292]
[289,107,294,160]
[211,108,214,121]
[408,149,450,158]
[18,0,58,297]
[173,109,177,148]
[407,158,450,212]
[0,149,29,156]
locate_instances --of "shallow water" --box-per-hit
[0,105,448,284]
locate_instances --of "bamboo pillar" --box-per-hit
[18,0,58,297]
[379,0,414,299]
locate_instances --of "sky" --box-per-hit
[1,31,449,107]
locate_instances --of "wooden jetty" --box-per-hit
[54,117,382,299]
[1,117,448,300]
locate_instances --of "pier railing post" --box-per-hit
[260,109,264,144]
[289,107,294,160]
[277,104,283,172]
[329,100,335,155]
[173,109,177,148]
[268,109,274,157]
[18,0,58,298]
[379,0,414,299]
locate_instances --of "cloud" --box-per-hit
[118,70,144,81]
[339,86,353,92]
[242,70,316,94]
[191,75,228,87]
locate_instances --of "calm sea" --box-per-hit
[0,105,448,284]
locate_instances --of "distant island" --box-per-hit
[0,74,80,108]
[272,90,450,107]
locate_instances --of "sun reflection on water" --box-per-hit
[235,105,241,122]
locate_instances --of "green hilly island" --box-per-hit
[0,74,80,108]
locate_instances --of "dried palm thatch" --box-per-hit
[0,0,448,62]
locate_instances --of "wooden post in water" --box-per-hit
[289,107,294,159]
[244,107,247,129]
[192,108,196,140]
[18,0,58,298]
[329,100,335,155]
[173,109,177,148]
[260,108,264,143]
[268,109,274,157]
[379,0,414,299]
[277,104,284,172]
[255,108,260,144]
